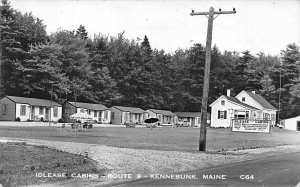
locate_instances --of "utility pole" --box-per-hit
[191,7,236,151]
[49,83,53,127]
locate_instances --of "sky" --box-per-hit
[9,0,300,56]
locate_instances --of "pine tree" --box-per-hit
[76,25,88,40]
[1,0,47,96]
[141,35,152,58]
[279,43,300,118]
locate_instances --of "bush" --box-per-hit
[27,119,33,122]
[15,117,21,121]
[146,123,156,128]
[126,123,135,128]
[40,117,44,122]
[58,118,64,123]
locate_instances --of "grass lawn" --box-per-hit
[0,126,299,152]
[0,143,105,187]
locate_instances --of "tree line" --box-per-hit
[1,0,299,120]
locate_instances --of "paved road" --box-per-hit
[112,152,300,187]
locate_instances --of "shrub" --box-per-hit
[125,123,135,128]
[40,117,44,122]
[58,118,64,123]
[15,117,21,121]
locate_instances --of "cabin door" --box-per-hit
[31,107,35,120]
[45,108,50,121]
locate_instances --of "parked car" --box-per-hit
[176,120,189,127]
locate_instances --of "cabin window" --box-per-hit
[221,100,225,105]
[111,112,115,120]
[264,113,270,120]
[2,104,8,115]
[271,114,275,120]
[39,107,43,115]
[94,111,97,117]
[88,110,91,115]
[20,105,26,116]
[53,107,58,117]
[242,97,245,102]
[218,110,227,119]
[234,111,250,119]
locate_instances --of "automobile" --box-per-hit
[275,123,284,129]
[278,124,284,129]
[176,120,189,127]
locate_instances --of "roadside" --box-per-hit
[115,151,300,187]
[1,137,300,187]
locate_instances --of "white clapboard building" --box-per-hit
[280,116,300,131]
[210,90,277,128]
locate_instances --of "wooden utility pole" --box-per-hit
[191,7,236,151]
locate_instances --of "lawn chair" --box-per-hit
[82,123,93,132]
[83,123,88,132]
[57,123,66,130]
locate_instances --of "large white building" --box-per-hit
[210,90,277,128]
[281,116,300,131]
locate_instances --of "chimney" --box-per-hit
[252,91,256,94]
[227,89,231,97]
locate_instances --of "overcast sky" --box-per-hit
[9,0,300,56]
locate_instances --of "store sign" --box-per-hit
[231,119,271,133]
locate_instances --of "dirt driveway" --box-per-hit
[1,137,300,187]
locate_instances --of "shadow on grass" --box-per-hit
[0,143,106,187]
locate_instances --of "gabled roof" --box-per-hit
[174,112,201,118]
[223,96,260,110]
[112,106,145,114]
[244,91,277,110]
[6,96,61,107]
[68,101,107,111]
[148,109,177,116]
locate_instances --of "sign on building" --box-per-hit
[231,119,271,133]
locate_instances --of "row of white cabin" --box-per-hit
[1,90,298,131]
[0,96,202,126]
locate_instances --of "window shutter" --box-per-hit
[224,111,227,119]
[218,111,220,119]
